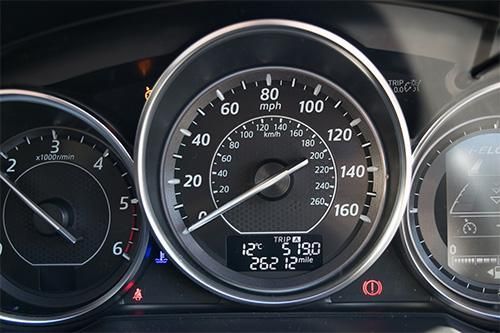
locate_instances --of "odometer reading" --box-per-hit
[227,235,322,271]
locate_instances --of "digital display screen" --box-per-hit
[227,235,323,272]
[446,133,500,284]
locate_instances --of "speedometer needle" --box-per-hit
[184,158,309,234]
[0,171,78,244]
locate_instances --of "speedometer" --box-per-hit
[162,67,386,282]
[136,20,411,305]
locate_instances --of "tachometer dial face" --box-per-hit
[0,128,140,310]
[162,67,387,291]
[0,90,147,324]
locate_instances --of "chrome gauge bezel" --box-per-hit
[135,19,411,305]
[0,90,149,325]
[401,82,500,322]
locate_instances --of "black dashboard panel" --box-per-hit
[1,1,499,332]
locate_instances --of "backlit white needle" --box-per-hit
[0,171,78,244]
[184,159,309,234]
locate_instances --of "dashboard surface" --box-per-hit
[1,1,499,332]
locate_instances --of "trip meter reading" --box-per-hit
[227,235,323,272]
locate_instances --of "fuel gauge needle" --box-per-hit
[0,171,78,244]
[184,159,309,234]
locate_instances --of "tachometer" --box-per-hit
[136,20,411,305]
[0,90,148,324]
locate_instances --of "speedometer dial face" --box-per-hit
[162,67,387,291]
[137,20,411,305]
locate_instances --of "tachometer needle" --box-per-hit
[0,171,78,244]
[184,158,309,234]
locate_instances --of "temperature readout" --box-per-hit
[227,235,322,271]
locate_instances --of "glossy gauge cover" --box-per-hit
[402,81,500,322]
[135,20,411,305]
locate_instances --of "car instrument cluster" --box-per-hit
[0,2,498,332]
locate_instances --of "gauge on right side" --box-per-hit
[402,81,500,323]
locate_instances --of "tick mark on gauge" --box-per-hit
[0,152,7,159]
[131,227,140,232]
[409,208,418,214]
[291,78,296,87]
[122,253,130,261]
[367,191,377,197]
[266,73,272,86]
[51,129,58,140]
[241,81,247,90]
[168,178,181,185]
[174,203,184,210]
[334,100,342,109]
[173,154,183,159]
[350,118,361,127]
[367,166,378,172]
[80,135,85,143]
[216,89,225,101]
[360,215,371,223]
[25,137,31,144]
[313,84,322,96]
[361,142,371,148]
[197,108,206,116]
[103,149,110,157]
[131,198,139,204]
[121,172,128,177]
[180,128,192,137]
